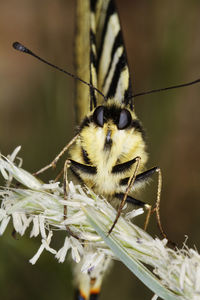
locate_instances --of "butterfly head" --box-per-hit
[77,100,145,162]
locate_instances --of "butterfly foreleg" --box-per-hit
[63,158,97,240]
[137,166,166,238]
[63,159,71,218]
[33,133,79,176]
[108,156,141,234]
[153,167,167,239]
[116,166,167,239]
[63,159,81,240]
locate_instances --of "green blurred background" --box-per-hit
[0,0,200,299]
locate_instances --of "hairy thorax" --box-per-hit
[69,103,148,197]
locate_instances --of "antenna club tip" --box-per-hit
[13,41,21,49]
[12,41,27,53]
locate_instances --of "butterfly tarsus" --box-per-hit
[63,159,81,241]
[154,167,168,239]
[63,159,71,202]
[143,204,152,231]
[54,168,64,182]
[33,133,79,176]
[108,156,141,235]
[107,163,169,243]
[32,134,81,240]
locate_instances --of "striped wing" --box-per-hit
[74,1,132,299]
[75,0,132,124]
[74,253,112,300]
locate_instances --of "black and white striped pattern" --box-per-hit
[74,1,136,299]
[75,0,133,124]
[89,0,133,108]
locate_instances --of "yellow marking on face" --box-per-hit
[70,100,148,196]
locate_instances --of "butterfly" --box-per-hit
[68,0,162,298]
[12,1,200,299]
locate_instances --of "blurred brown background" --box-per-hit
[0,0,200,299]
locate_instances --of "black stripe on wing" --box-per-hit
[102,30,123,87]
[96,0,133,108]
[106,50,126,98]
[90,28,97,110]
[96,0,115,73]
[90,0,97,12]
[89,293,99,300]
[74,289,86,300]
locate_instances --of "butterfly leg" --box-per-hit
[63,159,80,240]
[62,158,96,240]
[125,166,158,231]
[114,193,152,230]
[33,133,79,176]
[153,167,167,239]
[136,166,166,238]
[137,166,167,239]
[108,156,141,234]
[114,166,167,239]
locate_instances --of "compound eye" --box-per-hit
[93,106,104,127]
[118,109,131,129]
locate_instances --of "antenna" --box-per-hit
[12,41,107,102]
[13,41,200,103]
[132,78,200,99]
